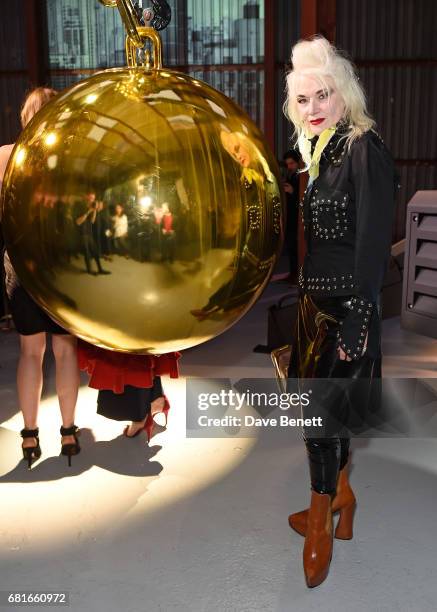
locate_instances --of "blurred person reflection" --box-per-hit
[160,202,175,263]
[190,129,280,320]
[134,207,154,262]
[111,203,129,257]
[95,199,112,262]
[75,192,110,275]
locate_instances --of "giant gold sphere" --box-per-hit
[1,68,283,353]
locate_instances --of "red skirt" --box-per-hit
[78,340,180,394]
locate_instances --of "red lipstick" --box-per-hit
[310,118,325,125]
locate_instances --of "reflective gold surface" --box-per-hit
[1,69,283,353]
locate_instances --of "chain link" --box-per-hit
[98,0,144,48]
[125,26,162,68]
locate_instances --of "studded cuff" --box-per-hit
[336,296,374,360]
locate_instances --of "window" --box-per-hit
[45,0,265,128]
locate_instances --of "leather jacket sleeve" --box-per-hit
[337,132,397,359]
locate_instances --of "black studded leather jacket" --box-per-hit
[298,128,397,360]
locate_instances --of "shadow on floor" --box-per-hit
[0,427,164,482]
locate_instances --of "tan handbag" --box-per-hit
[270,345,292,394]
[271,294,337,392]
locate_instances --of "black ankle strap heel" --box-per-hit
[20,428,42,470]
[60,425,81,467]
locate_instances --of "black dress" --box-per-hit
[3,251,67,335]
[288,127,397,494]
[97,377,163,422]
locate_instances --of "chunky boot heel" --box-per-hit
[334,501,356,540]
[288,460,356,539]
[21,428,42,470]
[60,425,81,466]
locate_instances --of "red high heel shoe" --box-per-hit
[145,396,170,442]
[144,412,155,443]
[160,396,170,427]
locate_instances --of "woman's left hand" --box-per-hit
[337,346,352,361]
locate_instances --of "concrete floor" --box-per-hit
[1,276,437,612]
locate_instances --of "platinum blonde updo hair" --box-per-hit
[284,36,375,148]
[220,127,274,182]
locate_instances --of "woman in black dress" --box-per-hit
[0,88,80,468]
[283,37,397,587]
[78,341,178,441]
[98,377,169,441]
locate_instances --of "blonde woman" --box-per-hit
[284,37,397,587]
[0,88,80,469]
[190,128,280,321]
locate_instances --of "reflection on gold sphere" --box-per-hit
[1,69,283,353]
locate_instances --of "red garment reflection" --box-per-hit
[162,212,173,233]
[78,340,180,394]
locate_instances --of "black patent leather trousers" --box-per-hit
[288,294,381,494]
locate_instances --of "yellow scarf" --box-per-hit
[298,125,336,184]
[241,167,262,185]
